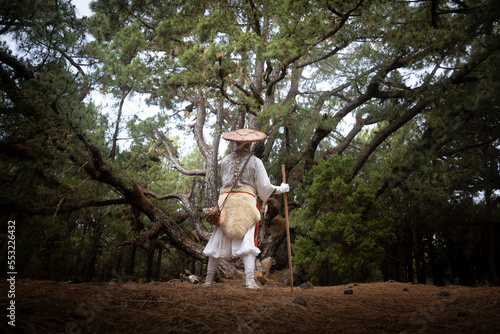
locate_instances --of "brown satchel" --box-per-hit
[205,153,252,225]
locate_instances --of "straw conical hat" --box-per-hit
[222,128,267,142]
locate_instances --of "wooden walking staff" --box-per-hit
[282,165,294,291]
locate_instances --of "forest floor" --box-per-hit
[1,272,499,334]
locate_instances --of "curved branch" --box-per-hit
[284,66,303,103]
[0,49,35,80]
[296,45,346,69]
[350,37,499,180]
[0,143,44,159]
[326,115,385,158]
[220,83,245,106]
[74,133,205,259]
[192,89,213,160]
[299,52,437,174]
[322,1,365,44]
[248,83,265,106]
[53,45,86,77]
[143,188,211,241]
[266,64,288,99]
[158,132,206,176]
[247,0,262,36]
[350,99,430,179]
[0,198,129,215]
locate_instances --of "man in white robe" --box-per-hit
[203,129,289,288]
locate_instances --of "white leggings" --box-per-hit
[207,253,256,273]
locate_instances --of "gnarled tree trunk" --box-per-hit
[256,198,290,277]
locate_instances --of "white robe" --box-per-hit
[203,151,276,259]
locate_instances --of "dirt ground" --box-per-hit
[1,274,499,334]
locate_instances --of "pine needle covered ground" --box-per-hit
[1,277,499,333]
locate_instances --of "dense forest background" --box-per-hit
[0,0,498,287]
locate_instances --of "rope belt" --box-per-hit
[234,191,256,198]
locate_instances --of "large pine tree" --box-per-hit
[1,0,498,283]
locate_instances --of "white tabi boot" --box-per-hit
[243,253,260,289]
[204,257,221,287]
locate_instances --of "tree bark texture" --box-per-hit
[256,198,290,276]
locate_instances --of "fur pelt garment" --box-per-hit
[218,186,260,239]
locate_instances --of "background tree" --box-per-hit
[1,0,498,284]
